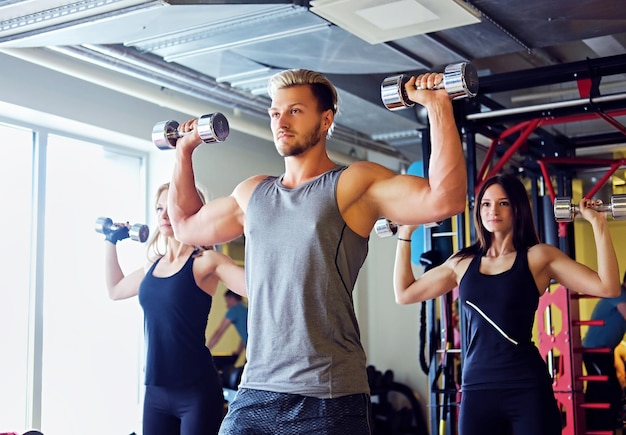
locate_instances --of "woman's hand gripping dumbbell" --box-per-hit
[95,217,150,244]
[553,195,626,222]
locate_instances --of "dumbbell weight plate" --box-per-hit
[553,197,574,222]
[374,218,398,238]
[381,74,413,111]
[129,223,150,243]
[197,112,229,144]
[443,62,479,99]
[611,194,626,220]
[152,120,180,150]
[95,216,114,234]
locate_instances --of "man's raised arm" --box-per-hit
[168,117,244,246]
[407,74,467,219]
[372,74,467,226]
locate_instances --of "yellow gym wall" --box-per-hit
[529,177,626,355]
[205,242,248,367]
[574,215,626,337]
[571,176,626,339]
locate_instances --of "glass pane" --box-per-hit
[41,135,146,435]
[0,124,34,432]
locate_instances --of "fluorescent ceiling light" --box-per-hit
[310,0,481,45]
[0,0,161,41]
[164,22,330,61]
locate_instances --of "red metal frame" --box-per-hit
[537,284,585,435]
[537,157,625,237]
[475,100,626,198]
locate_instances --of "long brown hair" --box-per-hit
[454,174,540,259]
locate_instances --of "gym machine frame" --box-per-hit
[418,124,467,435]
[455,53,626,435]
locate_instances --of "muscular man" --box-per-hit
[168,68,467,434]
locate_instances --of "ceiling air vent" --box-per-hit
[310,0,481,45]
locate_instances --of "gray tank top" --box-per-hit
[241,165,370,398]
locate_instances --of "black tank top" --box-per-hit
[459,251,552,390]
[138,252,219,387]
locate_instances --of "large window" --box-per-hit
[0,123,147,434]
[0,123,35,431]
[41,135,146,434]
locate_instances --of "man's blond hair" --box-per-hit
[267,69,338,137]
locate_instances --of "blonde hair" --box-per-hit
[146,182,207,260]
[267,69,338,137]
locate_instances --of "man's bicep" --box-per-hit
[371,174,449,224]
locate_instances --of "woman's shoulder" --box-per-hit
[527,242,564,259]
[192,247,234,268]
[449,253,474,279]
[527,243,570,278]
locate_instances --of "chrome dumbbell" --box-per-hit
[553,195,626,222]
[95,217,150,243]
[381,62,479,111]
[374,217,442,238]
[152,112,230,150]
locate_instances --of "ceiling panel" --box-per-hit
[0,0,624,179]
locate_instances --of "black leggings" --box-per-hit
[143,380,224,435]
[459,385,562,435]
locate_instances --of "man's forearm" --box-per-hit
[169,149,204,224]
[426,101,467,214]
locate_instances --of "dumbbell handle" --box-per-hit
[167,129,195,140]
[569,204,612,213]
[415,63,477,96]
[374,217,442,238]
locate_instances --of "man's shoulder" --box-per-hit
[340,161,395,186]
[234,174,274,204]
[241,174,274,187]
[344,160,387,172]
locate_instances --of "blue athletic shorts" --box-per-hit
[219,388,372,435]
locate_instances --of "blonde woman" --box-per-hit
[103,182,245,435]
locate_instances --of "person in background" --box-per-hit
[103,182,245,435]
[393,174,620,435]
[582,271,626,431]
[207,289,249,355]
[167,67,467,434]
